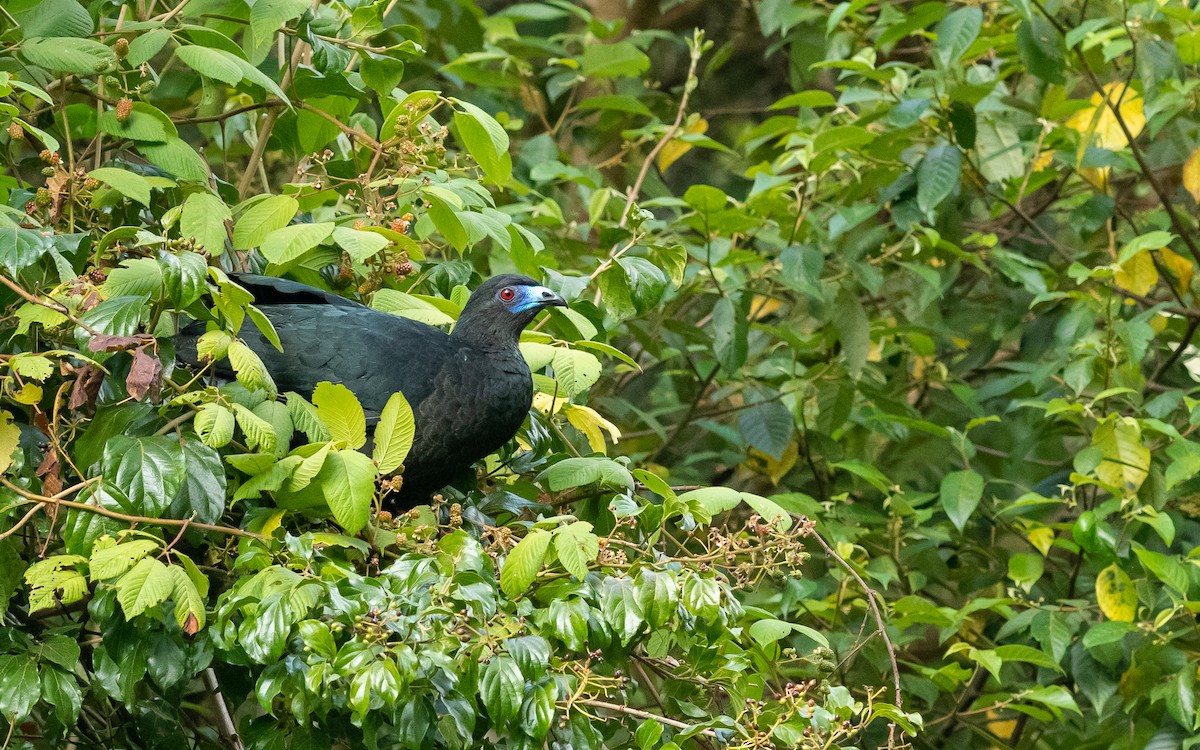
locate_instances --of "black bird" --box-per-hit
[178,273,567,503]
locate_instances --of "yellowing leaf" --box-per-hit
[749,295,784,320]
[1067,83,1144,151]
[1095,563,1137,622]
[1159,247,1194,291]
[0,411,23,475]
[532,391,567,415]
[656,116,708,172]
[1080,166,1110,191]
[1027,526,1055,557]
[564,403,621,453]
[1093,416,1150,496]
[1183,146,1200,202]
[1032,150,1054,172]
[1114,250,1158,295]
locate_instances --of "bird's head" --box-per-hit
[452,274,567,346]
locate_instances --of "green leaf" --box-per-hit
[233,195,299,250]
[313,382,367,450]
[102,257,162,297]
[128,28,171,66]
[712,295,748,373]
[159,249,209,308]
[139,138,210,181]
[175,45,242,84]
[89,167,152,206]
[450,98,513,185]
[115,557,174,619]
[373,390,415,474]
[0,655,40,719]
[521,681,556,739]
[323,449,376,534]
[553,521,598,581]
[993,644,1064,672]
[500,529,552,597]
[916,142,961,216]
[1134,547,1189,597]
[551,348,602,397]
[25,556,87,613]
[940,469,984,531]
[285,392,331,442]
[228,340,278,397]
[601,576,645,643]
[103,435,185,516]
[934,7,982,66]
[681,574,721,622]
[9,0,93,38]
[581,41,651,78]
[372,289,456,325]
[480,656,523,727]
[168,564,206,632]
[98,102,177,141]
[425,194,468,252]
[260,222,335,266]
[21,37,114,75]
[537,457,635,493]
[636,719,664,750]
[834,288,870,377]
[232,402,278,454]
[635,569,678,629]
[332,226,390,262]
[89,538,159,581]
[40,668,82,725]
[748,618,830,649]
[738,400,794,460]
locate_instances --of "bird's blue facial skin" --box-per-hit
[506,285,561,313]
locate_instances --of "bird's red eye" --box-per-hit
[499,287,516,302]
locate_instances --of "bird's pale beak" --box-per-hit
[519,286,567,312]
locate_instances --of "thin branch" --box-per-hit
[0,478,264,539]
[1150,315,1200,384]
[579,699,719,738]
[0,272,102,336]
[237,37,306,198]
[0,502,46,541]
[617,29,705,229]
[203,668,245,750]
[806,526,904,749]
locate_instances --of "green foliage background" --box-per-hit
[1,0,1200,748]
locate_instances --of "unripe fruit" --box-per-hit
[114,38,129,58]
[7,123,22,140]
[116,97,133,122]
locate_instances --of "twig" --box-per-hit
[0,273,102,336]
[298,101,381,149]
[203,668,245,750]
[0,478,264,539]
[0,502,46,541]
[579,699,719,738]
[1149,315,1200,384]
[237,37,305,198]
[617,29,705,229]
[806,526,904,749]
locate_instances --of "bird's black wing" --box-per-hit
[178,275,454,413]
[238,303,453,413]
[229,273,365,308]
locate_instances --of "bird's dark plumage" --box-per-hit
[177,273,566,504]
